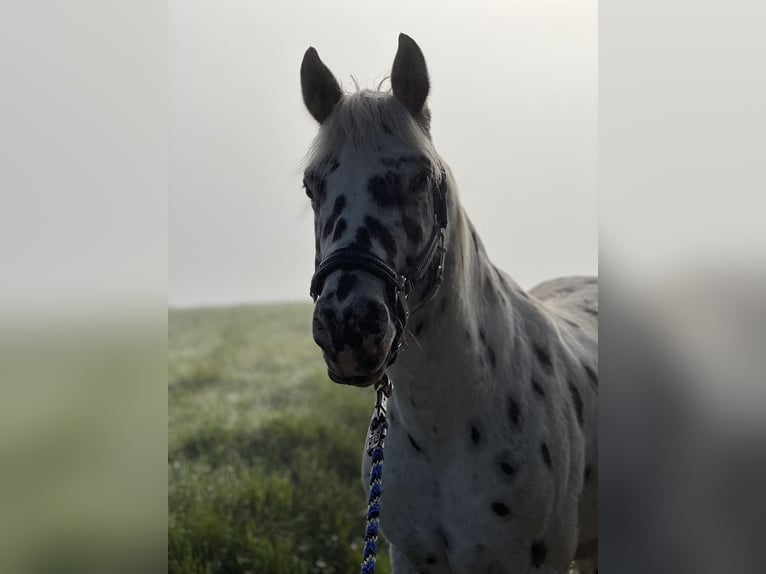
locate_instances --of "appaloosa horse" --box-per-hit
[300,34,597,574]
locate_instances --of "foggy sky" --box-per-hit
[169,0,596,306]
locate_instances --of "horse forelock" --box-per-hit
[302,89,442,184]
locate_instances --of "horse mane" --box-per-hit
[303,89,443,183]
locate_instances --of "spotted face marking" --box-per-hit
[336,273,357,301]
[367,171,404,208]
[364,215,398,261]
[331,217,347,241]
[352,226,372,249]
[322,195,346,239]
[380,154,427,169]
[402,214,423,244]
[531,377,546,398]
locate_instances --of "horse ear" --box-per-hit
[391,33,430,115]
[301,47,342,124]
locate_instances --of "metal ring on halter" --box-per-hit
[309,169,449,374]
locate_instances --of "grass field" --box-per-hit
[168,303,392,574]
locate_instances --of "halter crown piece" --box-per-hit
[309,168,449,373]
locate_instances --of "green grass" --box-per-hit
[168,303,391,574]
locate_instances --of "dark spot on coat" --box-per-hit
[360,301,386,333]
[322,195,346,239]
[584,465,592,483]
[583,363,598,389]
[568,380,584,426]
[425,555,436,564]
[332,218,347,241]
[533,345,554,373]
[381,154,425,168]
[531,378,546,398]
[498,455,515,478]
[353,226,372,249]
[541,443,552,468]
[491,502,510,517]
[327,158,340,173]
[507,396,520,426]
[336,273,357,301]
[487,346,496,369]
[414,322,424,335]
[472,229,479,254]
[471,425,481,445]
[402,215,423,244]
[368,171,404,208]
[364,216,397,261]
[408,434,424,453]
[530,540,548,568]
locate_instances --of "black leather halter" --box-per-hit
[310,170,449,372]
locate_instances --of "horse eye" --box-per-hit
[414,171,430,190]
[302,178,314,200]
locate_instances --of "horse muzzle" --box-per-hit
[311,272,398,386]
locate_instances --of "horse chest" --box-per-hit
[369,411,559,573]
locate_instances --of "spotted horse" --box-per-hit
[300,34,598,574]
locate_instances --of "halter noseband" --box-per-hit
[309,170,449,376]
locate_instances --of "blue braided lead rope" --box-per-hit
[360,375,393,574]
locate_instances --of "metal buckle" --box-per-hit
[366,374,394,455]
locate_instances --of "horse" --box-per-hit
[299,33,598,574]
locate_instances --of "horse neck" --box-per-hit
[387,176,518,437]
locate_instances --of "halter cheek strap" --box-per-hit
[309,170,449,370]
